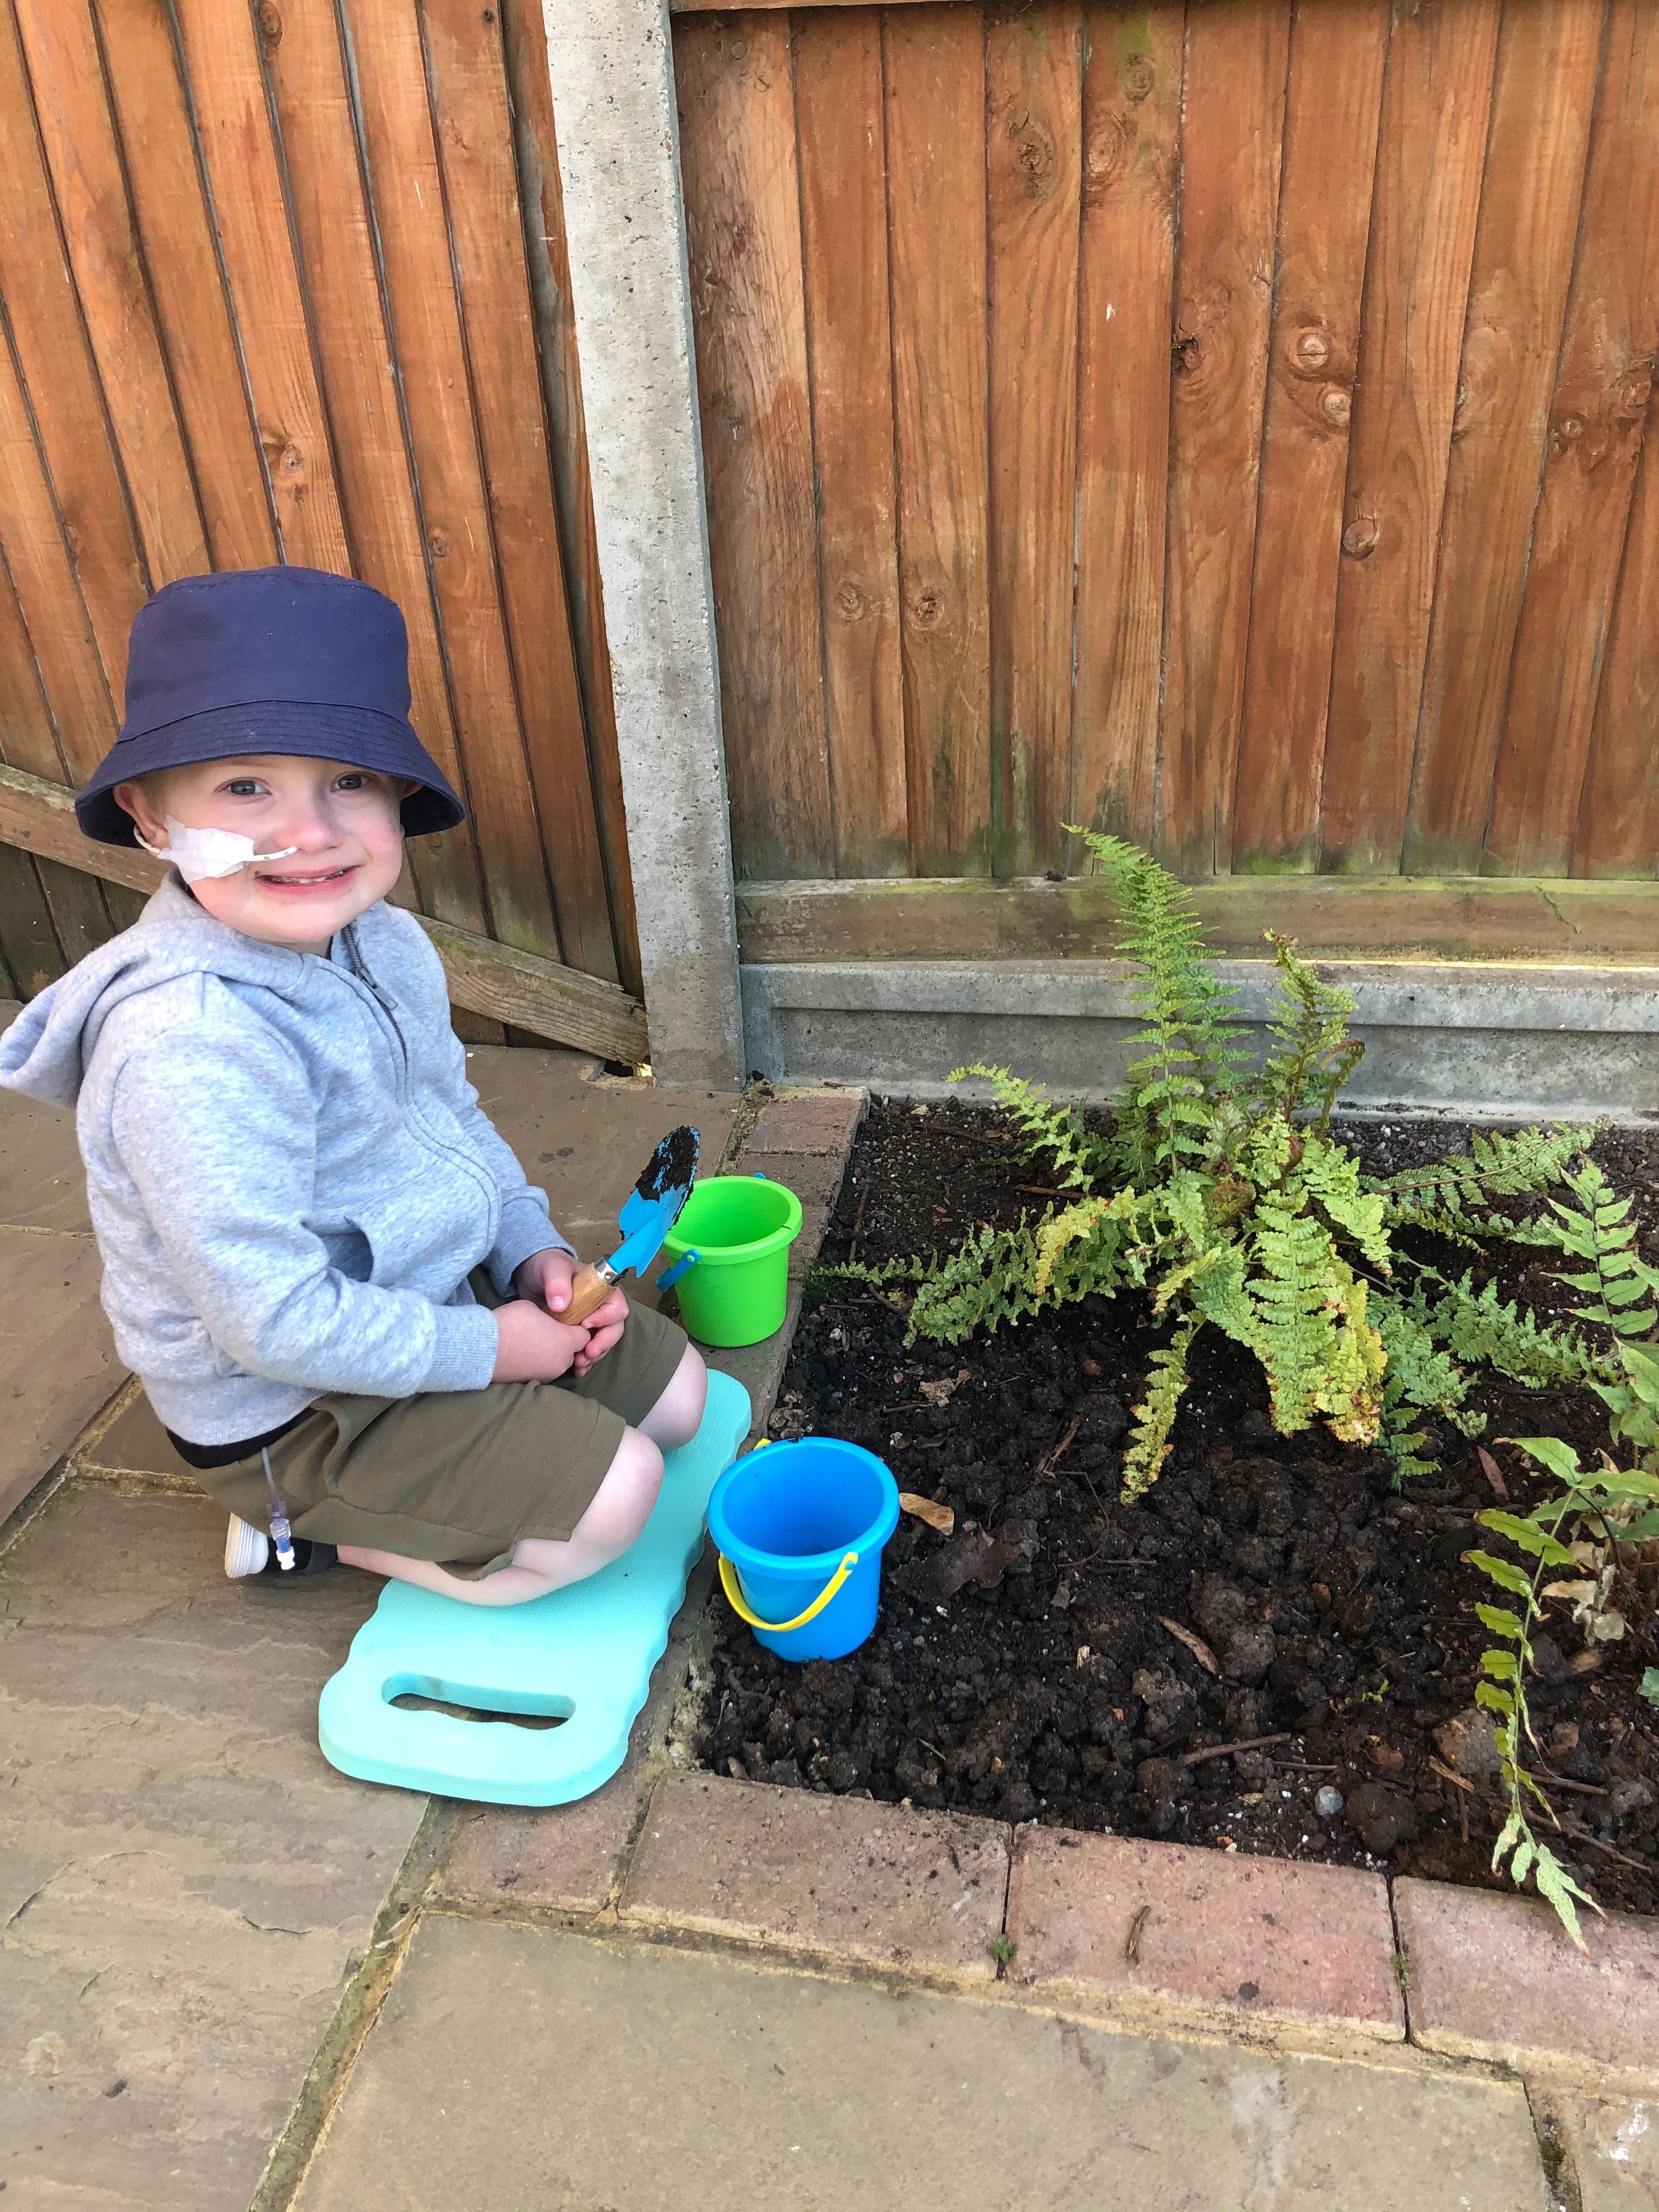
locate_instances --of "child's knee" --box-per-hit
[572,1426,663,1557]
[654,1342,708,1448]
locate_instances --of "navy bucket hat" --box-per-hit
[76,566,466,846]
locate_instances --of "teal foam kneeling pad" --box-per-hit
[317,1370,752,1804]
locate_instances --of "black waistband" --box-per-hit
[164,1409,308,1471]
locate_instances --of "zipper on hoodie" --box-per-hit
[330,923,501,1232]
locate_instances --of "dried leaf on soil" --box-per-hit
[1477,1446,1510,1500]
[919,1369,970,1408]
[1158,1617,1221,1677]
[906,1530,1018,1603]
[899,1492,956,1535]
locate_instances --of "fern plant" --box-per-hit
[1467,1361,1659,1948]
[820,833,1635,1503]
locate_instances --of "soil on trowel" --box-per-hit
[695,1099,1659,1913]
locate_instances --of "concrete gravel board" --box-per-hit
[1008,1827,1404,2046]
[294,1915,1549,2212]
[0,1229,123,1525]
[0,1483,426,2212]
[621,1771,1010,1974]
[1395,1876,1659,2096]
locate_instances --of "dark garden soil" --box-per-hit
[696,1099,1659,1914]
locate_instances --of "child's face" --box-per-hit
[115,755,413,953]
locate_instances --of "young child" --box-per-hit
[0,566,706,1604]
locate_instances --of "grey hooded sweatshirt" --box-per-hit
[0,873,571,1444]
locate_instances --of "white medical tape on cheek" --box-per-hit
[134,816,301,884]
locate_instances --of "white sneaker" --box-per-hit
[224,1515,270,1578]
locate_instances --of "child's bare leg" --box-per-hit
[637,1342,707,1451]
[336,1426,664,1606]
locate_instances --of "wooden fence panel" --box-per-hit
[0,0,636,1011]
[674,0,1657,893]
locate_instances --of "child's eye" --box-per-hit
[335,773,369,791]
[223,780,263,797]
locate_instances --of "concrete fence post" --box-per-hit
[538,0,743,1088]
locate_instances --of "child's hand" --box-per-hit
[513,1248,627,1376]
[490,1298,591,1384]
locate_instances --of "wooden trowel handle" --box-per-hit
[561,1262,619,1327]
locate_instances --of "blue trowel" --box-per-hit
[560,1125,699,1324]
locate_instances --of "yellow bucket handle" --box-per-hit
[718,1550,859,1635]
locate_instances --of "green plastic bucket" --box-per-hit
[658,1175,802,1347]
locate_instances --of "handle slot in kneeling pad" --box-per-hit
[317,1370,752,1805]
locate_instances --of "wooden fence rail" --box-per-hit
[673,0,1659,893]
[0,0,638,1023]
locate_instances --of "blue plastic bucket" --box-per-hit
[707,1437,900,1662]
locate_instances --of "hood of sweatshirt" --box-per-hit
[0,873,313,1110]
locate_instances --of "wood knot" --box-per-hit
[257,1,281,45]
[1293,328,1330,373]
[428,530,450,558]
[833,577,869,622]
[1125,58,1155,102]
[1171,329,1199,374]
[280,444,303,476]
[1341,515,1379,559]
[1085,113,1128,190]
[1006,109,1058,199]
[1321,388,1351,427]
[909,589,944,630]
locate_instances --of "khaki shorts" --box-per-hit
[193,1282,687,1575]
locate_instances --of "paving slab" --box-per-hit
[621,1771,1009,1974]
[0,1482,426,2212]
[1007,1826,1404,2049]
[436,1554,717,1916]
[295,1915,1548,2212]
[464,1044,741,1245]
[1395,1876,1659,2096]
[0,1228,123,1526]
[1549,2092,1659,2209]
[0,1076,91,1233]
[81,1387,199,1484]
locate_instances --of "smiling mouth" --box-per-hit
[257,865,359,887]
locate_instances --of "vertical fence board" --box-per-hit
[1071,0,1181,851]
[0,0,146,699]
[0,334,119,780]
[676,15,832,879]
[1231,0,1385,874]
[1157,0,1289,879]
[171,0,351,573]
[1402,0,1602,877]
[1318,0,1500,874]
[93,0,280,573]
[498,0,642,992]
[14,0,210,585]
[986,3,1082,878]
[884,4,991,876]
[795,9,907,878]
[421,0,620,981]
[1575,411,1659,877]
[0,552,116,956]
[260,0,490,939]
[0,842,64,997]
[1484,0,1659,877]
[344,0,569,960]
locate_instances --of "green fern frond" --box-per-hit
[1374,1289,1473,1479]
[1296,1130,1392,1267]
[1120,1317,1198,1502]
[946,1064,1107,1191]
[1256,932,1365,1128]
[1248,1201,1342,1437]
[1071,828,1248,1174]
[1513,1158,1659,1339]
[1370,1126,1588,1235]
[1417,1267,1605,1387]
